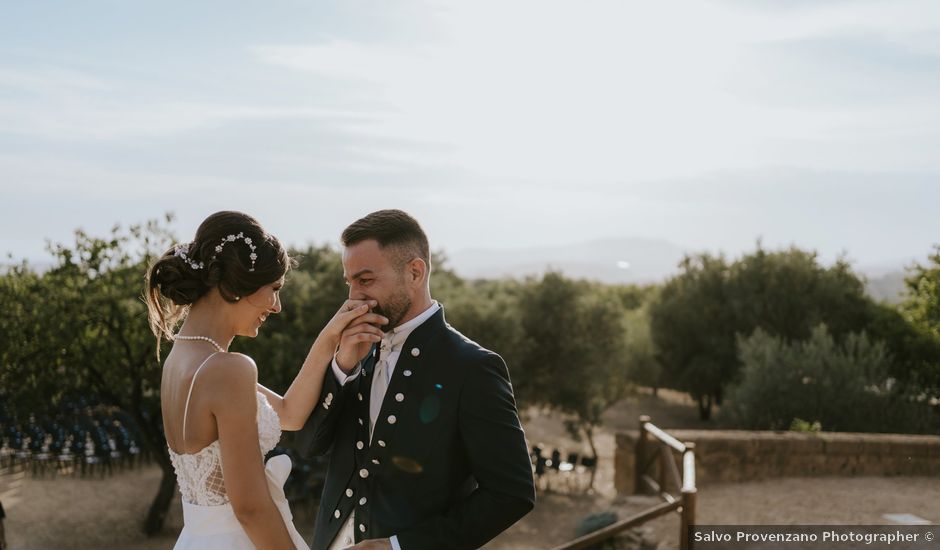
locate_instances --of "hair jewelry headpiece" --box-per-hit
[173,243,205,270]
[213,232,258,271]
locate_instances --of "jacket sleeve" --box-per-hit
[395,353,536,549]
[295,359,354,459]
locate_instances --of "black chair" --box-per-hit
[564,452,578,471]
[529,445,547,491]
[581,455,598,491]
[550,448,561,471]
[558,452,579,491]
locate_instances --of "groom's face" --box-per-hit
[342,239,412,331]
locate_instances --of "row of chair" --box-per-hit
[1,399,148,478]
[531,444,598,493]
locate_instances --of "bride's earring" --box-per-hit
[234,296,241,301]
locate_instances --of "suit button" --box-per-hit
[395,393,404,402]
[403,370,412,377]
[411,347,420,357]
[371,458,380,465]
[356,441,364,450]
[334,509,340,519]
[357,393,363,401]
[345,488,353,497]
[388,415,397,424]
[359,497,367,505]
[378,440,386,447]
[359,468,369,478]
[345,537,352,545]
[359,418,364,425]
[359,524,366,533]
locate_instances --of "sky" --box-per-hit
[1,0,939,272]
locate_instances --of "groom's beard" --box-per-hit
[373,290,411,331]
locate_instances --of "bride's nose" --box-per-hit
[271,293,282,313]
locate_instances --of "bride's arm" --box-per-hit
[259,300,386,431]
[213,354,295,549]
[256,336,337,431]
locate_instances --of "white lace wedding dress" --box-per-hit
[168,354,309,549]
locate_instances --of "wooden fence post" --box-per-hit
[680,442,697,550]
[634,415,650,494]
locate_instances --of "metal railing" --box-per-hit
[552,415,697,550]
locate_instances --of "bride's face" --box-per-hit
[234,277,284,337]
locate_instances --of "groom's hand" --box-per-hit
[335,300,387,373]
[350,539,392,550]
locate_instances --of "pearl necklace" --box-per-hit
[174,335,226,353]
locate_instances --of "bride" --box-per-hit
[145,211,387,549]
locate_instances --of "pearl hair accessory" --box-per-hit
[213,232,258,271]
[173,243,205,270]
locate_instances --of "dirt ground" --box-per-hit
[3,389,937,549]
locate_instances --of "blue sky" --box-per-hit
[1,0,939,271]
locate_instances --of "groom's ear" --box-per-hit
[407,257,428,285]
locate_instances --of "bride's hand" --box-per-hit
[319,299,387,356]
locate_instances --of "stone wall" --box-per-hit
[614,428,940,493]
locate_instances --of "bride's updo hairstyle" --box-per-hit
[145,211,296,350]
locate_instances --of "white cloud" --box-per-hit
[0,96,371,140]
[250,0,940,184]
[0,67,113,92]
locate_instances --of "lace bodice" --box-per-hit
[169,391,282,506]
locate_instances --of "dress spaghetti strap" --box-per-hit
[181,352,220,449]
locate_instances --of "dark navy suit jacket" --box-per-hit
[296,306,535,550]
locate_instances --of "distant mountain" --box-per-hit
[2,243,920,303]
[863,270,908,304]
[855,257,925,304]
[447,237,689,284]
[859,259,916,304]
[447,240,925,302]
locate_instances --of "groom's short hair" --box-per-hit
[342,209,430,270]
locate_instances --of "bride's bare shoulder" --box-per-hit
[201,352,258,391]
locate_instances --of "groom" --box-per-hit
[297,210,535,550]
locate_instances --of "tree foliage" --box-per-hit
[1,215,178,534]
[648,253,736,419]
[904,245,940,339]
[723,325,933,433]
[514,273,634,459]
[651,245,886,420]
[898,246,940,397]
